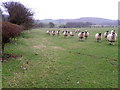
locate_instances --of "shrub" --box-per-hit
[2,22,24,51]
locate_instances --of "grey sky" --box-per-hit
[0,0,119,20]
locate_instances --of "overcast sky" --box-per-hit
[0,0,119,20]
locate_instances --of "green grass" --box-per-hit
[2,28,118,88]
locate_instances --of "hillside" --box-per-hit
[2,14,118,26]
[3,28,118,88]
[38,17,118,25]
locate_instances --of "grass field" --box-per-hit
[2,28,118,88]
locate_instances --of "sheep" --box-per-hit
[46,30,50,35]
[95,33,102,42]
[51,30,55,36]
[78,32,84,41]
[74,30,77,33]
[84,30,89,40]
[67,30,70,34]
[107,32,117,45]
[111,30,117,37]
[69,31,74,37]
[104,31,109,39]
[61,30,64,33]
[56,30,60,36]
[74,29,80,33]
[111,30,115,33]
[63,31,68,38]
[77,29,80,32]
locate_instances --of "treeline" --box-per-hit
[33,21,93,28]
[64,22,92,28]
[33,22,55,28]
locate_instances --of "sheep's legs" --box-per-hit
[110,42,114,45]
[79,39,82,41]
[81,39,83,42]
[96,40,99,42]
[96,39,102,42]
[109,42,112,45]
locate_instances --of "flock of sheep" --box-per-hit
[46,29,117,45]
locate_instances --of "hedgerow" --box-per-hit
[2,22,24,52]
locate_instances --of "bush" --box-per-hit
[2,22,24,51]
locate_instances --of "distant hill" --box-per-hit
[38,17,118,26]
[3,14,117,26]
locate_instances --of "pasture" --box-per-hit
[2,28,118,88]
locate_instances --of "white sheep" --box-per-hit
[51,30,55,36]
[46,30,50,35]
[78,32,84,41]
[111,30,117,37]
[95,33,102,42]
[61,30,64,33]
[111,30,115,33]
[77,29,80,32]
[69,31,74,37]
[74,29,77,33]
[104,31,109,38]
[107,32,117,45]
[74,29,80,33]
[67,30,70,34]
[56,30,60,36]
[63,31,68,38]
[84,30,89,40]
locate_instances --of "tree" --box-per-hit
[2,1,34,29]
[33,22,45,28]
[38,23,45,28]
[59,25,66,28]
[49,22,55,28]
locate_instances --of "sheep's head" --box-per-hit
[99,33,101,36]
[112,32,115,35]
[85,31,87,33]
